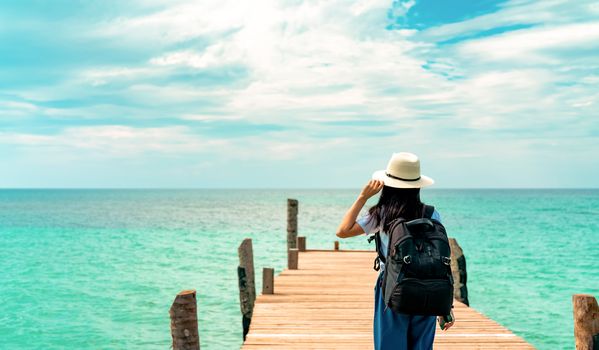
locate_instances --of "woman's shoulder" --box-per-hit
[356,212,379,234]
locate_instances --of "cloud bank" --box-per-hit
[0,0,597,187]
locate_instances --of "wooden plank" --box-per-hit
[241,250,535,350]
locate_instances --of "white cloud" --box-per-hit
[3,0,599,186]
[350,0,390,16]
[1,101,38,111]
[231,135,350,161]
[0,126,228,156]
[179,114,242,121]
[12,0,599,137]
[21,1,597,139]
[388,0,416,18]
[149,42,244,69]
[458,22,599,62]
[80,67,154,86]
[0,125,351,163]
[93,0,250,44]
[0,100,39,117]
[85,0,435,125]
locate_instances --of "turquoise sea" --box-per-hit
[0,189,597,349]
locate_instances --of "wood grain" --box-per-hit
[572,294,599,350]
[170,289,200,350]
[241,250,535,349]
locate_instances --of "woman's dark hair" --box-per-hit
[367,186,424,232]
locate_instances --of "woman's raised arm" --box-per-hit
[336,180,384,238]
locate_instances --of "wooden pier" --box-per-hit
[241,248,535,350]
[168,198,597,349]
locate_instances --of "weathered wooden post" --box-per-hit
[263,268,274,295]
[297,236,306,252]
[238,238,256,341]
[169,289,200,350]
[237,267,251,341]
[572,294,599,350]
[288,248,299,270]
[449,237,469,306]
[287,199,298,250]
[334,240,339,251]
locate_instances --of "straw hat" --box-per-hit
[372,152,434,188]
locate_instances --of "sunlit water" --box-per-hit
[0,189,597,349]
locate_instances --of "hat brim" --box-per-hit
[372,170,434,189]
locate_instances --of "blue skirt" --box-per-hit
[374,271,436,350]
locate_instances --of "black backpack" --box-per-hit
[368,205,454,316]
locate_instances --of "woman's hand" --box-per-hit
[359,180,384,200]
[438,310,455,331]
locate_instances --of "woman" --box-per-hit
[336,152,455,350]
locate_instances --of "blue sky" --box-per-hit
[1,0,598,188]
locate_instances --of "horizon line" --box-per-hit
[0,187,597,190]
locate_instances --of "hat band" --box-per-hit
[385,172,421,182]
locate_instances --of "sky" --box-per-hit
[0,0,598,188]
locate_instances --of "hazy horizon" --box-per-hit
[1,187,597,190]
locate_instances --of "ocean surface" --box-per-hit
[0,189,597,349]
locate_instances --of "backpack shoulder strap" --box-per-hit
[374,231,386,268]
[368,216,410,271]
[422,204,435,219]
[367,230,387,271]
